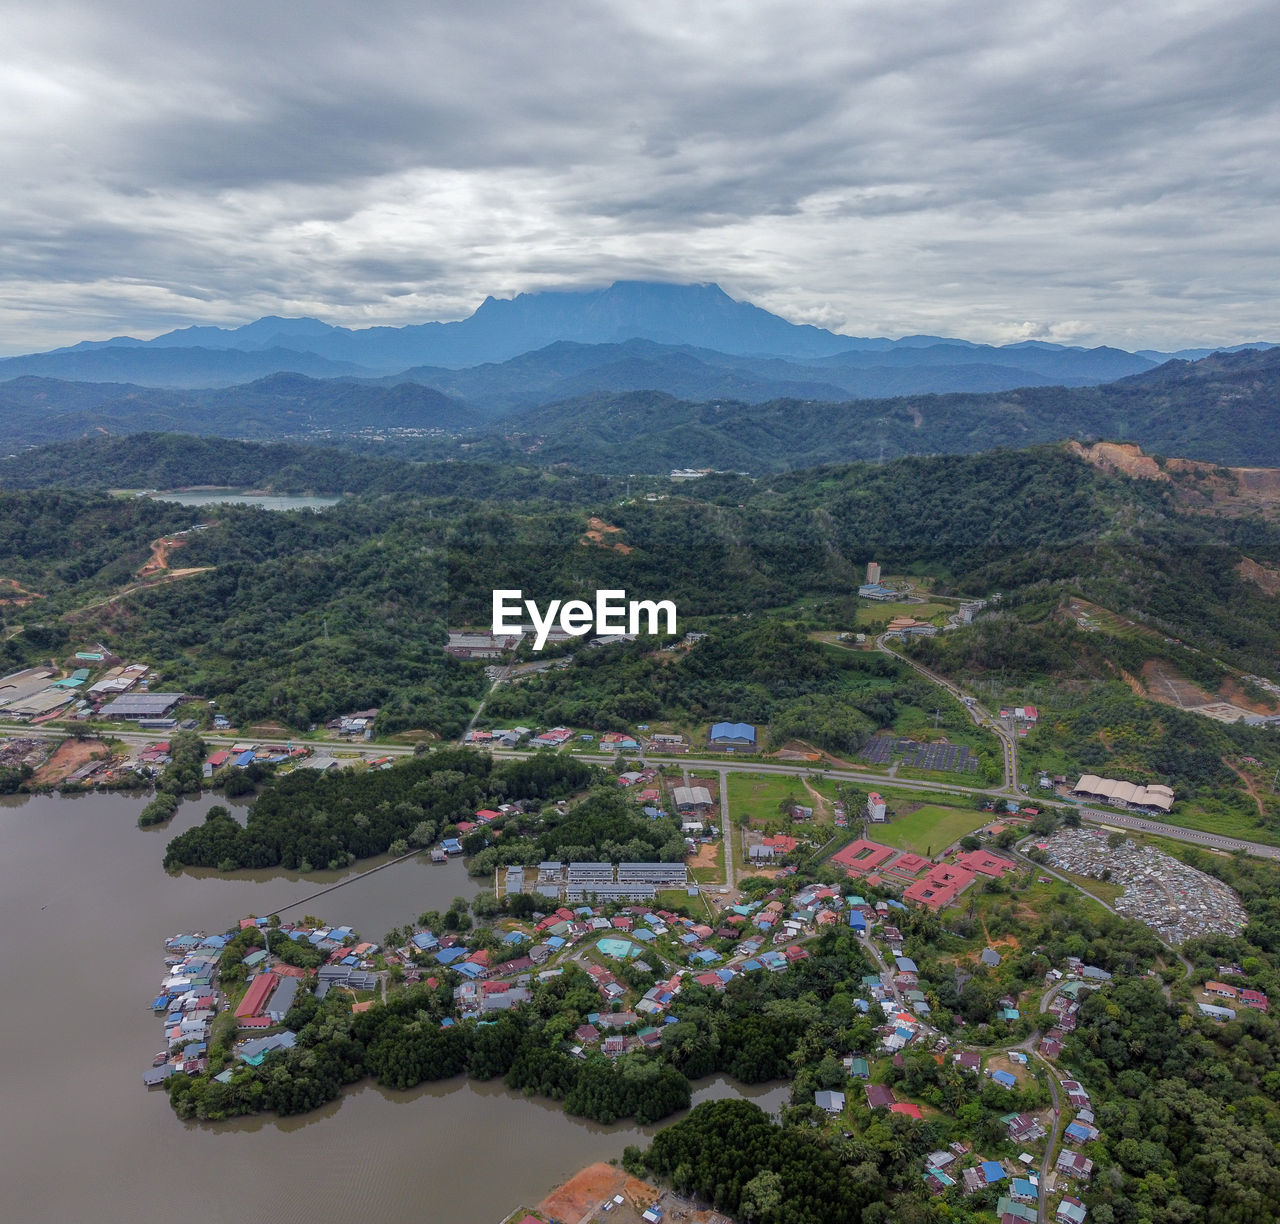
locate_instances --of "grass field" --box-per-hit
[855,600,949,626]
[726,771,838,825]
[657,888,698,913]
[875,803,991,856]
[1049,866,1127,907]
[689,841,726,884]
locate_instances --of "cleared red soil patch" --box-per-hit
[1237,557,1280,596]
[1140,658,1214,709]
[1071,441,1280,519]
[581,516,633,554]
[535,1163,657,1222]
[139,535,187,576]
[688,842,720,873]
[29,738,109,786]
[0,578,44,606]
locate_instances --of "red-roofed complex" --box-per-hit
[763,834,798,853]
[886,852,930,879]
[955,849,1017,878]
[234,971,279,1019]
[904,864,977,910]
[832,838,897,877]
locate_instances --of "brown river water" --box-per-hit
[0,791,786,1224]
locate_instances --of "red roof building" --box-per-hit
[904,864,977,910]
[234,971,279,1019]
[954,849,1017,878]
[890,1102,923,1118]
[885,852,931,879]
[832,838,897,877]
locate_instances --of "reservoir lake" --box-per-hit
[0,790,786,1223]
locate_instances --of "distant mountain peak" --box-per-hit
[6,280,1275,389]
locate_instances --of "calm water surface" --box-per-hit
[148,492,341,510]
[0,791,785,1224]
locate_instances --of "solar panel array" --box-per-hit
[860,736,978,772]
[860,737,894,764]
[899,741,978,773]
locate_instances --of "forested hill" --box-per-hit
[4,442,1280,735]
[2,346,1279,468]
[0,373,479,448]
[0,432,618,503]
[472,347,1280,472]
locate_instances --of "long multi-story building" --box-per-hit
[538,860,691,900]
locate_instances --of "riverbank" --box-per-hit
[504,1162,667,1224]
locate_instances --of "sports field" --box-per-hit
[854,600,948,625]
[875,803,990,856]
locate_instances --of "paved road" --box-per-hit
[718,768,735,889]
[1075,807,1280,859]
[1015,842,1196,992]
[1035,1056,1063,1224]
[877,634,1020,793]
[460,659,516,743]
[8,722,1280,862]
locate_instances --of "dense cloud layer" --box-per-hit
[2,0,1277,352]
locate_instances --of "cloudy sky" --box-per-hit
[2,0,1277,353]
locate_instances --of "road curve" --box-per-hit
[876,633,1020,793]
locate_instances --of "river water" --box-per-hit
[0,791,786,1224]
